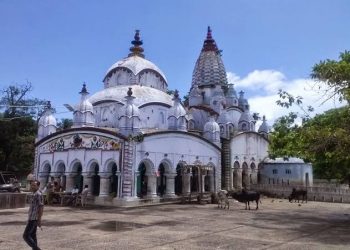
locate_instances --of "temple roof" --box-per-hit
[191,27,228,87]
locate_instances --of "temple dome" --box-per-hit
[203,117,220,134]
[104,56,167,83]
[38,102,57,128]
[89,85,173,107]
[192,27,228,88]
[103,30,167,91]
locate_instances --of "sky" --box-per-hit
[0,0,349,126]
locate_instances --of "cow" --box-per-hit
[230,190,261,210]
[217,190,230,209]
[288,188,307,203]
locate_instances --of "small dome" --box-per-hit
[239,110,254,124]
[203,117,220,133]
[76,84,93,113]
[39,115,57,127]
[119,88,140,118]
[38,102,57,127]
[258,115,269,134]
[189,84,201,97]
[238,91,249,110]
[168,90,187,118]
[217,110,231,124]
[192,27,228,88]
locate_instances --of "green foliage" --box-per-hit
[57,118,73,130]
[270,96,350,181]
[271,51,350,182]
[311,50,350,103]
[0,82,47,175]
[0,117,36,173]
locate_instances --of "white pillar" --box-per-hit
[65,174,75,192]
[99,175,109,197]
[165,174,176,197]
[183,172,191,195]
[209,173,215,192]
[235,170,242,190]
[82,175,92,193]
[147,175,157,197]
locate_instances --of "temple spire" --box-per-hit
[202,26,219,52]
[128,30,145,58]
[79,82,89,95]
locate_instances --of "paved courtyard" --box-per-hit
[1,198,350,250]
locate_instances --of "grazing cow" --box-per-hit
[230,190,261,210]
[217,190,230,209]
[288,188,307,203]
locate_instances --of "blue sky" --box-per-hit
[0,0,349,123]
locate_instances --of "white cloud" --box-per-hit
[227,70,343,126]
[228,70,286,94]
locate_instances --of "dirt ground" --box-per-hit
[1,197,350,250]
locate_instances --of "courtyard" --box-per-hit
[0,198,350,250]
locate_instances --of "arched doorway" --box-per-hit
[72,162,83,193]
[204,170,210,192]
[137,163,147,198]
[232,161,240,189]
[191,166,199,193]
[257,163,262,184]
[242,162,249,189]
[42,163,51,186]
[56,162,66,191]
[157,164,166,196]
[175,164,183,195]
[250,163,256,185]
[109,163,119,197]
[90,163,100,196]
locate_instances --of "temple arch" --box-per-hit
[71,161,83,193]
[88,161,100,196]
[136,159,155,198]
[106,161,120,198]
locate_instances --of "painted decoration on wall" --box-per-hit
[42,134,122,153]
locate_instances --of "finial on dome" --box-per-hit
[46,101,52,109]
[128,30,145,58]
[202,26,218,52]
[207,26,212,39]
[79,82,89,94]
[174,89,179,99]
[127,87,133,97]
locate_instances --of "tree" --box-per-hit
[0,81,47,119]
[269,91,350,183]
[57,118,73,131]
[0,82,48,175]
[311,50,350,104]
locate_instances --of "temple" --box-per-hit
[34,28,271,206]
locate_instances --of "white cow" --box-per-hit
[217,190,229,209]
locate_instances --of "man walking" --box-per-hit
[23,180,44,250]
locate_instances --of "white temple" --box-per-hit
[34,28,270,206]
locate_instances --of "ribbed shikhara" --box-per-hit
[191,27,228,87]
